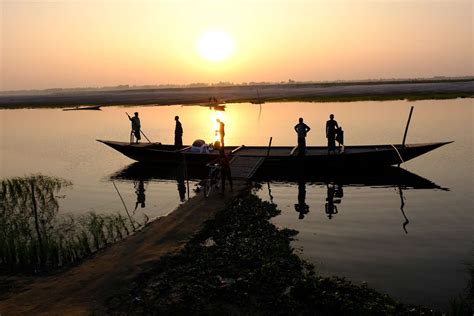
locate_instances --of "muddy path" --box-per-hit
[0,182,246,315]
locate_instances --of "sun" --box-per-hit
[197,30,235,62]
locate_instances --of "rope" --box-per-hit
[390,144,406,169]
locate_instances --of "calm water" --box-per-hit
[1,99,472,309]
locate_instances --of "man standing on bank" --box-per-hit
[326,114,339,153]
[174,116,183,147]
[294,117,311,156]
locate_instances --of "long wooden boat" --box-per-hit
[63,105,101,111]
[97,140,452,170]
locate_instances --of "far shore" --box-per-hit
[0,79,472,109]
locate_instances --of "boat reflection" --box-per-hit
[110,163,448,233]
[256,166,447,233]
[254,166,448,190]
[109,162,200,204]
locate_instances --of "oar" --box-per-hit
[125,112,152,143]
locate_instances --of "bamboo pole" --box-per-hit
[266,137,273,157]
[112,181,136,232]
[402,106,414,148]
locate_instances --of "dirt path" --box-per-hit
[0,182,246,316]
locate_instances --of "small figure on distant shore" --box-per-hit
[128,112,141,144]
[216,118,225,148]
[174,116,183,147]
[294,117,311,156]
[326,114,339,153]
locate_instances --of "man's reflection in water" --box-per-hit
[134,180,146,212]
[177,179,186,203]
[176,163,187,203]
[294,179,310,219]
[325,182,343,219]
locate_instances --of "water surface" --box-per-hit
[1,99,472,309]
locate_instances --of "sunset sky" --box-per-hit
[1,0,472,91]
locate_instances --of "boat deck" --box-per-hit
[229,145,395,157]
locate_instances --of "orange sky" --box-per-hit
[1,0,472,91]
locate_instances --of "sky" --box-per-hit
[1,0,473,91]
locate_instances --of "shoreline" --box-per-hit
[0,79,472,109]
[0,181,248,315]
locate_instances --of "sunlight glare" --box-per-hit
[197,30,235,62]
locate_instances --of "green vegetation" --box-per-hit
[106,193,435,315]
[0,175,142,272]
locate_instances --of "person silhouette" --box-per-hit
[326,114,339,154]
[216,118,225,148]
[294,117,311,156]
[294,179,310,219]
[128,112,141,144]
[174,116,183,147]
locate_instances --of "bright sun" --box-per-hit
[197,30,235,62]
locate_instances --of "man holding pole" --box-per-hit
[127,112,141,144]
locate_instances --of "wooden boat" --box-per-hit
[97,140,452,170]
[63,105,101,111]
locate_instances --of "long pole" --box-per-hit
[266,137,273,157]
[112,181,136,232]
[182,153,190,200]
[140,130,152,143]
[402,106,414,148]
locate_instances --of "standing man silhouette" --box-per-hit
[326,114,339,153]
[294,117,311,156]
[174,116,183,147]
[128,112,141,144]
[216,118,225,148]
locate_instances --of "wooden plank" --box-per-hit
[230,156,265,179]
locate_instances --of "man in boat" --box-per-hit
[294,117,311,156]
[174,116,183,147]
[128,112,141,144]
[216,118,225,148]
[326,114,339,153]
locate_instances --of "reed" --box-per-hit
[0,175,141,272]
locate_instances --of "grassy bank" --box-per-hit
[0,175,143,273]
[0,79,472,109]
[106,193,436,315]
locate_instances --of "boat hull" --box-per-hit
[97,140,452,170]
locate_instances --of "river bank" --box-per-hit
[1,79,472,108]
[0,181,247,315]
[105,193,455,315]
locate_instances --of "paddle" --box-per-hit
[125,112,152,143]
